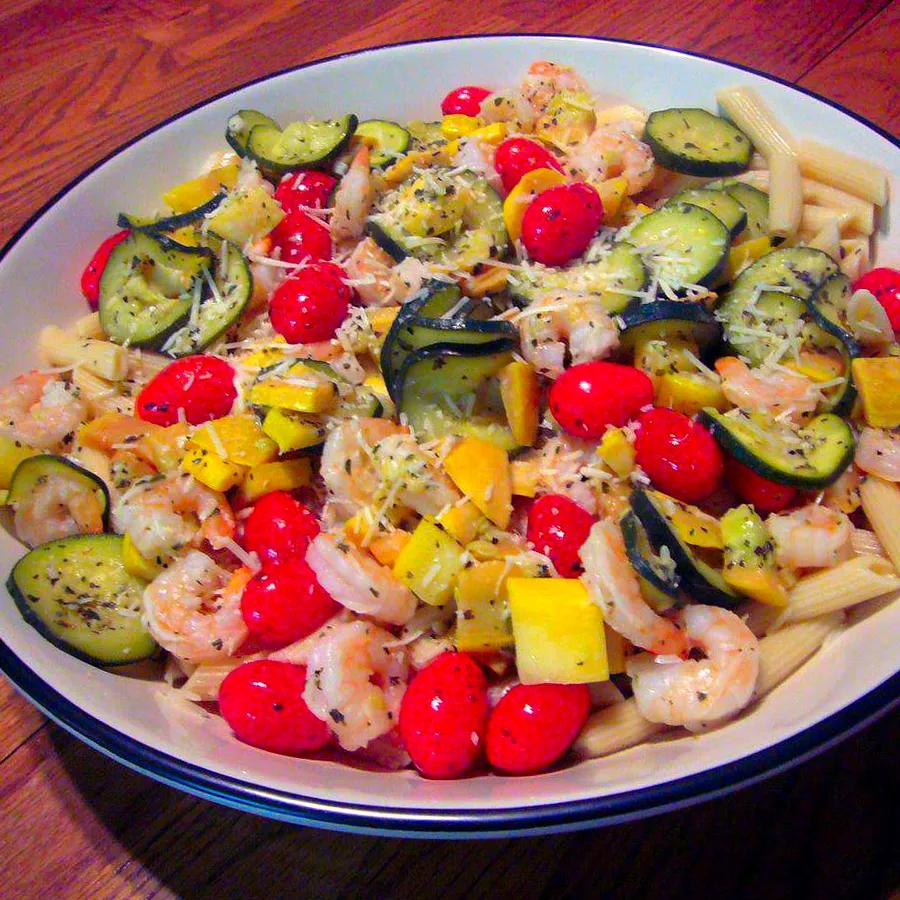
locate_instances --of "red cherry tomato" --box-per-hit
[725,457,797,514]
[486,683,590,775]
[527,494,596,577]
[853,267,900,332]
[521,182,603,267]
[269,262,351,344]
[241,491,320,564]
[399,652,489,779]
[219,660,331,755]
[240,558,339,649]
[270,210,332,266]
[493,137,564,193]
[274,171,336,217]
[80,229,130,309]
[634,408,724,503]
[549,361,653,440]
[440,85,492,117]
[136,355,237,426]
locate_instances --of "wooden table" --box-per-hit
[1,2,898,896]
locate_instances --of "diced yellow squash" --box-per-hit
[181,446,246,491]
[671,502,723,549]
[724,565,788,607]
[502,167,567,243]
[240,458,311,502]
[657,373,728,416]
[122,532,164,581]
[261,407,326,453]
[135,422,190,472]
[441,114,480,139]
[455,560,515,652]
[507,578,609,684]
[189,414,278,467]
[363,373,390,405]
[437,500,486,545]
[110,448,155,489]
[78,413,159,453]
[461,266,508,298]
[784,350,844,384]
[249,364,337,414]
[724,235,771,281]
[366,307,400,343]
[368,530,411,568]
[634,336,698,384]
[535,91,595,149]
[393,518,465,606]
[240,342,288,372]
[852,357,900,427]
[204,186,284,245]
[592,175,629,221]
[0,435,39,489]
[343,511,374,546]
[443,437,512,528]
[467,533,526,561]
[162,163,240,214]
[498,361,539,447]
[604,625,628,675]
[468,122,507,145]
[607,196,635,228]
[598,427,635,478]
[510,460,539,498]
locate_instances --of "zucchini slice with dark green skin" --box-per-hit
[665,188,747,238]
[621,510,682,611]
[699,409,855,488]
[160,241,253,357]
[226,109,280,156]
[7,534,158,667]
[117,192,227,235]
[630,489,742,608]
[644,108,753,176]
[723,183,769,240]
[355,120,411,167]
[8,456,110,546]
[625,203,731,288]
[619,300,722,355]
[98,231,212,349]
[246,114,358,177]
[406,120,446,151]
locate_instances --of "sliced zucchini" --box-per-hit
[8,456,110,546]
[246,114,358,177]
[620,510,682,612]
[625,203,730,288]
[159,241,252,357]
[7,534,158,666]
[406,120,446,151]
[225,109,280,156]
[644,108,753,176]
[665,188,747,238]
[98,231,212,349]
[355,120,410,167]
[619,300,722,355]
[508,242,648,313]
[630,489,742,608]
[117,192,226,235]
[724,183,769,240]
[699,409,854,488]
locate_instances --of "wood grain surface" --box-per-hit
[0,2,898,897]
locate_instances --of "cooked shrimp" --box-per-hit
[855,427,900,482]
[565,128,656,195]
[112,472,235,561]
[767,503,853,570]
[519,290,619,379]
[580,519,688,656]
[143,553,250,664]
[13,470,106,548]
[715,356,820,421]
[345,238,423,307]
[626,605,759,731]
[823,465,861,514]
[478,91,538,131]
[0,372,86,449]
[306,533,417,625]
[330,144,373,246]
[303,619,408,751]
[515,434,598,514]
[521,61,590,116]
[452,137,504,194]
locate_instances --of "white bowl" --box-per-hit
[0,35,897,838]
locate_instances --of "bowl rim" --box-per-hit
[0,33,898,838]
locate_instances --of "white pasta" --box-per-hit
[859,477,900,574]
[838,237,870,280]
[72,367,132,416]
[180,656,262,701]
[801,203,852,235]
[72,311,106,340]
[798,138,889,206]
[39,325,128,381]
[807,219,841,261]
[573,698,665,759]
[851,528,885,559]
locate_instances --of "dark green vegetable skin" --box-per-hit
[644,108,753,176]
[619,300,723,355]
[116,192,226,235]
[620,511,682,611]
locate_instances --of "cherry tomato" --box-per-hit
[493,137,564,193]
[275,171,336,217]
[399,652,489,779]
[270,210,332,266]
[240,558,339,649]
[549,361,653,440]
[527,494,596,577]
[219,660,331,755]
[440,85,492,118]
[725,457,797,514]
[269,261,352,343]
[634,407,723,503]
[241,491,320,564]
[521,182,603,266]
[80,229,130,309]
[853,267,900,332]
[486,683,590,775]
[136,355,237,426]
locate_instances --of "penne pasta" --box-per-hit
[126,348,172,381]
[807,220,841,261]
[859,477,900,574]
[801,204,852,235]
[838,237,870,280]
[180,656,263,701]
[72,367,133,416]
[573,698,665,759]
[39,325,128,381]
[798,139,889,206]
[851,527,885,559]
[72,311,106,340]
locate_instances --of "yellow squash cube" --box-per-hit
[441,114,480,139]
[162,163,240,214]
[498,361,539,447]
[656,373,729,417]
[135,422,190,472]
[204,186,284,245]
[723,235,771,281]
[592,176,629,222]
[368,530,412,568]
[189,414,278,467]
[852,357,900,427]
[393,518,465,606]
[436,500,486,545]
[468,122,507,144]
[181,446,246,492]
[122,532,164,581]
[507,577,609,684]
[597,427,635,478]
[454,560,515,652]
[262,407,326,453]
[0,435,38,489]
[604,625,627,675]
[510,460,539,498]
[503,167,567,243]
[249,364,337,414]
[443,437,512,529]
[240,458,311,503]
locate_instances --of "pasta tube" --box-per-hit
[838,237,870,280]
[859,477,900,574]
[39,325,128,381]
[573,698,665,759]
[798,139,889,206]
